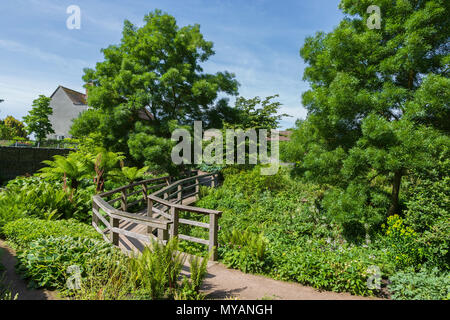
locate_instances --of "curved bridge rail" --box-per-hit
[92,171,222,260]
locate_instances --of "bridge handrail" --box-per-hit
[92,170,221,260]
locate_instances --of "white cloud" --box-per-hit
[0,39,88,72]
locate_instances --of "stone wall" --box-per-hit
[0,146,71,183]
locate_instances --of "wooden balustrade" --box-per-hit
[92,171,221,260]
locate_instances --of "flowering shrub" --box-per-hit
[383,215,425,270]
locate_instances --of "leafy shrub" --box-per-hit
[3,177,94,223]
[220,228,269,274]
[3,218,101,249]
[194,166,393,296]
[220,166,288,197]
[15,236,119,290]
[415,216,450,270]
[403,162,450,270]
[75,238,209,300]
[197,163,225,173]
[382,215,425,270]
[268,239,389,296]
[129,238,186,299]
[321,183,389,243]
[175,254,210,300]
[0,190,26,233]
[71,250,133,300]
[389,268,450,300]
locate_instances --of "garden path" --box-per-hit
[0,240,58,300]
[116,198,377,300]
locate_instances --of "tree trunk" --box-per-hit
[388,169,402,216]
[71,179,79,190]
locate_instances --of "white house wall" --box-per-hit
[47,87,88,140]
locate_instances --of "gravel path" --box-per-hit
[1,238,377,300]
[116,197,379,300]
[200,261,378,300]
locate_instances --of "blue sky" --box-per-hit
[0,0,344,129]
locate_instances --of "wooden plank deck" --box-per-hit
[117,196,198,254]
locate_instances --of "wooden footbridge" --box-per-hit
[91,171,222,260]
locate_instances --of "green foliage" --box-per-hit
[1,177,94,223]
[111,166,149,184]
[3,218,101,249]
[129,238,186,299]
[71,251,133,300]
[0,116,28,140]
[220,166,288,196]
[220,228,268,274]
[39,152,92,190]
[69,109,105,139]
[74,238,209,300]
[23,95,54,142]
[15,236,119,290]
[187,254,209,292]
[402,144,450,269]
[224,95,289,131]
[193,166,395,296]
[191,164,447,297]
[405,72,450,134]
[175,254,209,300]
[80,9,239,161]
[90,147,126,192]
[0,189,27,232]
[382,215,425,271]
[321,182,389,243]
[268,240,386,296]
[127,122,177,175]
[287,0,450,224]
[38,148,126,193]
[389,268,450,300]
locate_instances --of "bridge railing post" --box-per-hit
[209,213,219,261]
[92,201,99,227]
[110,215,119,246]
[157,228,169,243]
[121,189,127,211]
[170,206,179,238]
[195,178,199,197]
[142,182,148,200]
[147,197,153,234]
[177,184,182,203]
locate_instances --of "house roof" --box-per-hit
[266,130,292,141]
[50,85,87,105]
